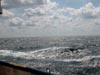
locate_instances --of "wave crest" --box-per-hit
[0,47,91,59]
[0,47,100,67]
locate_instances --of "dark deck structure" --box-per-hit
[0,61,53,75]
[0,0,2,14]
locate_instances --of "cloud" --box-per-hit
[24,0,58,16]
[2,0,49,9]
[24,7,52,16]
[89,0,100,6]
[6,0,59,28]
[7,2,100,29]
[8,17,24,27]
[0,9,14,19]
[57,2,100,19]
[0,1,100,37]
[1,0,58,28]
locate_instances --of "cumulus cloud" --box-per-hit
[7,2,100,29]
[24,6,52,16]
[58,2,100,19]
[8,17,24,27]
[24,0,58,16]
[0,0,100,37]
[6,0,58,28]
[1,0,58,27]
[89,0,100,6]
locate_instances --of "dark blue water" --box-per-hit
[0,36,100,75]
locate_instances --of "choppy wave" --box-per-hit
[0,46,100,66]
[1,46,100,75]
[0,47,90,59]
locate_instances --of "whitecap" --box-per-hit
[0,47,91,60]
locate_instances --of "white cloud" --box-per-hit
[0,1,100,37]
[8,17,24,26]
[7,2,100,30]
[6,0,58,28]
[24,0,58,16]
[89,0,100,6]
[57,2,100,19]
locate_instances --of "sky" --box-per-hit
[0,0,100,37]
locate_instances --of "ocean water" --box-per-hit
[0,36,100,75]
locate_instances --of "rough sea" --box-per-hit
[0,36,100,75]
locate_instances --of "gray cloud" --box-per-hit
[2,0,47,9]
